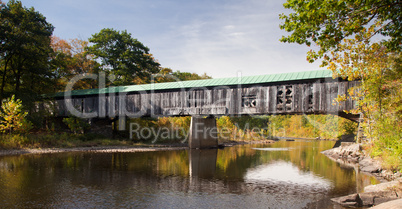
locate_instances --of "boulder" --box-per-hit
[373,191,399,205]
[359,157,382,173]
[361,165,381,173]
[370,198,402,209]
[331,193,362,207]
[365,178,402,194]
[359,192,375,206]
[332,178,402,208]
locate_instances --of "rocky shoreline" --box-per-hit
[321,143,402,208]
[322,143,401,181]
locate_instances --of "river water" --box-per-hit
[0,140,378,208]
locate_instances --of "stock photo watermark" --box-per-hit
[128,121,287,142]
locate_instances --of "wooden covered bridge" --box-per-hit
[48,69,359,148]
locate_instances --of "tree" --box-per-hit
[0,95,32,134]
[86,28,160,86]
[279,0,401,65]
[51,37,101,91]
[279,0,402,170]
[172,71,211,81]
[62,116,90,134]
[0,0,54,100]
[154,68,212,83]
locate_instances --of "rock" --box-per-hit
[362,165,381,173]
[350,157,359,163]
[331,193,362,207]
[365,191,398,206]
[333,179,402,208]
[373,191,399,205]
[323,144,402,208]
[333,134,355,148]
[365,178,402,193]
[380,170,396,180]
[370,198,402,209]
[333,191,400,207]
[359,193,375,206]
[359,157,382,173]
[362,178,402,206]
[359,157,379,167]
[341,142,355,147]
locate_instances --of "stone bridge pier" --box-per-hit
[188,116,218,149]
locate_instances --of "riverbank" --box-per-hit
[0,139,276,156]
[322,143,402,208]
[330,177,402,208]
[322,143,402,181]
[0,145,188,156]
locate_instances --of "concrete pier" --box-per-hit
[188,116,218,149]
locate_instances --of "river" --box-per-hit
[0,140,378,208]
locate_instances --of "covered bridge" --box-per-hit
[47,69,359,148]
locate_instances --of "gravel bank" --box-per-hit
[0,140,276,156]
[0,145,188,156]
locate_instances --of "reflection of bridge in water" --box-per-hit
[47,70,359,148]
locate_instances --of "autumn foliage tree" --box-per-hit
[280,0,402,170]
[0,95,32,134]
[51,37,101,91]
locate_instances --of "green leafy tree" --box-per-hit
[0,0,54,100]
[86,28,160,86]
[0,95,32,134]
[172,71,211,81]
[154,68,212,83]
[279,0,401,65]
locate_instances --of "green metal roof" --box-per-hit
[54,69,333,97]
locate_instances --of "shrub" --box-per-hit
[62,116,90,134]
[0,95,32,134]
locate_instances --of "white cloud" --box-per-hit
[149,0,324,78]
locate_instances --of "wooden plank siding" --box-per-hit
[52,80,358,118]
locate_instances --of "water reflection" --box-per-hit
[189,149,217,178]
[0,140,379,208]
[252,147,292,151]
[245,161,332,189]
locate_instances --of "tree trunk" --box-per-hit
[15,69,21,93]
[14,58,27,94]
[1,57,11,99]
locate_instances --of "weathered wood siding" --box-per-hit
[53,80,359,118]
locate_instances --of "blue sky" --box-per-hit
[17,0,323,78]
